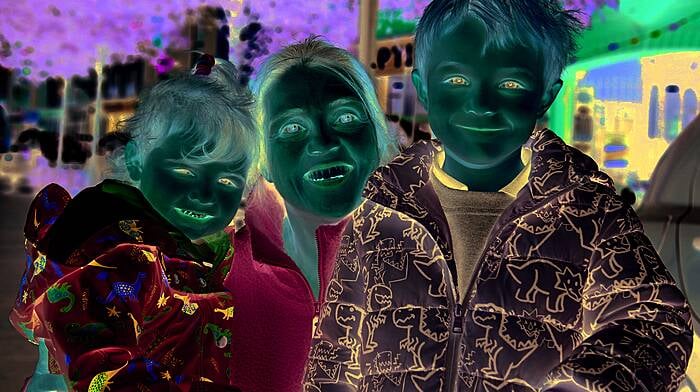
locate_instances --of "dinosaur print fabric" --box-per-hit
[309,128,693,391]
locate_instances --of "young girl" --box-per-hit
[10,55,257,391]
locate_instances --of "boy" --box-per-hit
[360,0,693,390]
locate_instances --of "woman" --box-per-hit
[11,55,256,391]
[226,38,453,391]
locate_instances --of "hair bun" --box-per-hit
[192,54,216,76]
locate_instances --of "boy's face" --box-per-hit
[264,66,378,219]
[135,134,249,240]
[413,16,561,168]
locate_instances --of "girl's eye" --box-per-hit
[280,123,306,136]
[500,80,526,90]
[336,113,359,125]
[172,168,195,177]
[444,76,469,86]
[217,178,240,188]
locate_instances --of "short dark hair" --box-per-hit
[414,0,584,89]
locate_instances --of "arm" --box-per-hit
[543,196,694,392]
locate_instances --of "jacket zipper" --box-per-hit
[312,231,323,336]
[438,254,461,391]
[445,302,463,390]
[444,180,584,389]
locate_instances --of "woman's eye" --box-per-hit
[172,168,195,177]
[444,76,469,86]
[217,178,240,188]
[336,113,359,125]
[280,123,306,136]
[500,80,526,90]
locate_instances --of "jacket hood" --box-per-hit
[525,128,615,200]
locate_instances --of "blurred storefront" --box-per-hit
[549,1,700,204]
[0,8,230,195]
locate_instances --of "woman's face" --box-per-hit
[264,65,379,219]
[135,133,250,240]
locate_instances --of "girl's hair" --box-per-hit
[250,36,397,174]
[108,56,259,187]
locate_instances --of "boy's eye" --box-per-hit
[217,178,240,188]
[499,80,526,90]
[335,113,359,125]
[172,168,195,177]
[444,76,469,86]
[280,123,306,136]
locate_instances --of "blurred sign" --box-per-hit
[372,36,414,76]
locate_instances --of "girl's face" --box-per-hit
[263,65,379,219]
[135,133,250,240]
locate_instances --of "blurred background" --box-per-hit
[1,0,699,390]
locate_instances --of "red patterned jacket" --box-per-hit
[343,128,692,391]
[10,181,238,391]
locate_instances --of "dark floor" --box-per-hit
[1,193,38,390]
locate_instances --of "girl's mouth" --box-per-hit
[174,207,214,222]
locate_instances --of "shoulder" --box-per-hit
[351,199,442,256]
[365,140,438,195]
[557,179,644,245]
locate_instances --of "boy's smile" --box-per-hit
[413,15,561,185]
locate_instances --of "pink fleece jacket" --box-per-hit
[224,183,349,392]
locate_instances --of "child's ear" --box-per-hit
[124,141,142,182]
[537,78,563,118]
[411,69,429,111]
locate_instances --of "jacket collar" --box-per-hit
[242,180,351,272]
[393,128,614,200]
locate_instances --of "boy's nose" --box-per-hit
[463,87,497,116]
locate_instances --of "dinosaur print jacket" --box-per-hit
[355,128,694,391]
[10,181,239,391]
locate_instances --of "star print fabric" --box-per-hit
[10,183,239,391]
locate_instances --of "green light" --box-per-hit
[22,67,31,75]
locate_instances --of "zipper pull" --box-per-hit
[452,303,463,333]
[312,302,321,338]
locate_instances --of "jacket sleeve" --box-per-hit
[543,195,694,392]
[304,204,451,390]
